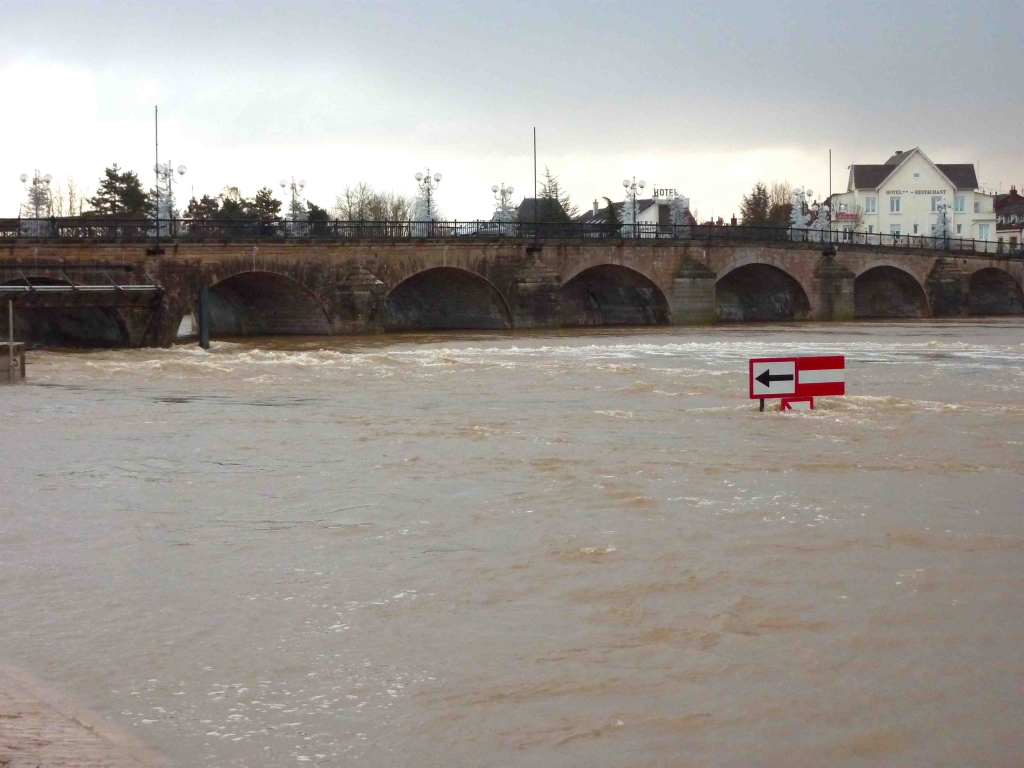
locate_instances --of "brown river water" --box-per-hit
[1,320,1023,767]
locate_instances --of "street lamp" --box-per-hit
[279,177,307,222]
[19,171,52,218]
[492,183,515,222]
[153,162,186,222]
[415,169,442,220]
[622,177,646,235]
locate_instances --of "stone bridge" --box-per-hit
[1,238,1022,347]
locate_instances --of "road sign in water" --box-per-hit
[749,356,845,410]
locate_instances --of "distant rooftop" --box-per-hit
[849,148,979,191]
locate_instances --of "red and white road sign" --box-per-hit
[749,356,845,399]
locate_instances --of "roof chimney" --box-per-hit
[593,199,599,216]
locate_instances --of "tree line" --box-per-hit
[23,162,658,226]
[738,181,794,228]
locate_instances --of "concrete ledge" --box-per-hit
[0,663,166,768]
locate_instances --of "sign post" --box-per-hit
[749,356,845,411]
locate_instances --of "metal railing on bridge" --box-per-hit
[1,217,1020,258]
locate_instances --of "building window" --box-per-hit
[931,196,943,212]
[890,196,901,213]
[1012,214,1019,223]
[913,173,920,179]
[974,201,981,214]
[955,196,965,213]
[1012,237,1019,246]
[956,224,963,234]
[842,226,852,242]
[865,197,877,214]
[868,225,874,233]
[890,224,901,235]
[913,224,919,234]
[979,223,990,240]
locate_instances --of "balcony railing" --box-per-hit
[0,218,1019,257]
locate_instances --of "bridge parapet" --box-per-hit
[4,217,1023,258]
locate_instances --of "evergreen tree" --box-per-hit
[249,187,283,220]
[306,201,330,235]
[307,202,330,222]
[87,165,149,215]
[739,182,771,227]
[603,196,621,236]
[185,194,221,219]
[215,187,248,220]
[538,166,579,221]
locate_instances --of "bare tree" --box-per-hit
[769,181,793,211]
[45,176,85,218]
[333,182,374,220]
[768,181,793,227]
[67,177,83,217]
[833,202,863,237]
[334,184,412,222]
[52,183,65,217]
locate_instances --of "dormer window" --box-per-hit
[913,173,920,179]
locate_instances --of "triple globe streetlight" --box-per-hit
[492,182,515,220]
[623,177,646,230]
[415,169,442,220]
[19,172,52,218]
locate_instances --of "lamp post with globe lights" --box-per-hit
[19,171,53,219]
[153,162,186,234]
[622,177,646,237]
[280,178,307,225]
[491,183,515,223]
[415,170,442,221]
[18,172,53,237]
[411,170,442,236]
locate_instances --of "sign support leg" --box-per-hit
[759,398,765,412]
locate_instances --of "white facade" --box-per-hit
[831,148,996,242]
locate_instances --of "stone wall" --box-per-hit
[2,238,1022,347]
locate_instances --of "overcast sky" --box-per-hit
[2,0,1021,221]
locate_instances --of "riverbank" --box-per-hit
[0,664,164,768]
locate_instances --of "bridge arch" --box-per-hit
[967,267,1024,315]
[715,261,811,321]
[1,276,130,347]
[384,267,513,330]
[560,264,670,326]
[854,264,930,318]
[207,270,332,337]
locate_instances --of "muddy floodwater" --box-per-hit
[1,320,1023,766]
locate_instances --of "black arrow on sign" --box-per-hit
[755,369,794,387]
